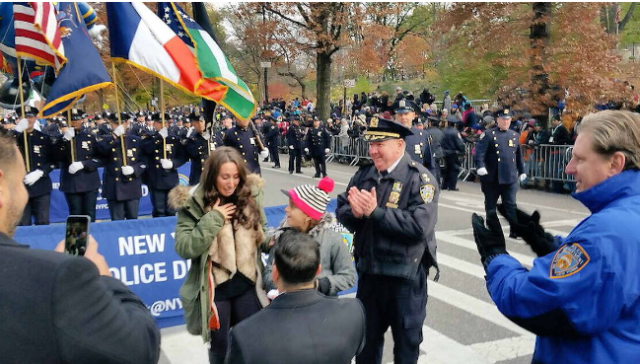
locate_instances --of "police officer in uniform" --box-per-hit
[425,115,444,186]
[441,116,466,191]
[12,106,55,225]
[287,116,304,174]
[223,114,269,175]
[95,112,145,220]
[143,112,186,217]
[336,116,439,364]
[304,117,331,178]
[56,109,103,222]
[394,99,436,176]
[474,109,525,238]
[264,115,281,168]
[183,113,212,185]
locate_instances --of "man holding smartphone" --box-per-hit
[0,128,160,363]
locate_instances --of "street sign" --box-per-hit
[260,61,271,68]
[344,79,355,88]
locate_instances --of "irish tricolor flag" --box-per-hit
[158,2,257,121]
[106,2,226,105]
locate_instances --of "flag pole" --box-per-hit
[16,56,30,172]
[112,63,127,166]
[160,79,167,160]
[67,109,75,163]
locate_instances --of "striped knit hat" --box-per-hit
[282,177,335,220]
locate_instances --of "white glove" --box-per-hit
[63,127,75,141]
[113,125,125,137]
[68,161,84,175]
[202,130,211,141]
[159,128,168,139]
[15,118,29,133]
[519,173,527,182]
[477,167,488,176]
[304,148,309,153]
[260,149,269,159]
[160,159,173,170]
[324,148,331,154]
[185,127,194,139]
[23,169,44,186]
[34,122,42,131]
[289,145,294,150]
[122,165,135,176]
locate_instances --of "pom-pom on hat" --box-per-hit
[281,177,334,220]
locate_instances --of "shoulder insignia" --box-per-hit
[420,184,435,204]
[549,243,590,279]
[421,173,430,183]
[479,132,485,140]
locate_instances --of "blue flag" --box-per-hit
[40,2,111,117]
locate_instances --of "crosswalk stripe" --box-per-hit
[417,326,492,364]
[438,253,486,279]
[469,336,536,363]
[429,281,534,337]
[437,232,535,267]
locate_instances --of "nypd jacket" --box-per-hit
[486,170,640,364]
[336,154,439,280]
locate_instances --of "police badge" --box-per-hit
[369,117,379,128]
[386,181,403,208]
[420,184,435,204]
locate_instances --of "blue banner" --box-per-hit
[48,163,193,223]
[14,199,353,329]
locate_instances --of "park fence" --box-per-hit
[326,135,575,184]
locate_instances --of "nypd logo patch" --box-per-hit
[549,243,590,279]
[420,184,435,204]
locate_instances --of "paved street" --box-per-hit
[159,154,589,364]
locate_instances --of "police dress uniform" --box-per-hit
[304,125,330,177]
[56,110,103,222]
[13,107,54,225]
[474,114,524,229]
[143,113,187,217]
[223,124,263,175]
[336,117,439,364]
[425,117,444,186]
[95,117,146,220]
[264,118,281,168]
[286,120,304,174]
[440,119,465,191]
[484,170,640,364]
[184,131,211,186]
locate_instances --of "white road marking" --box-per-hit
[469,336,536,363]
[436,232,535,267]
[417,327,492,364]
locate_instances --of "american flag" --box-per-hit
[13,2,66,69]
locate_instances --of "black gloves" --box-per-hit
[497,204,556,257]
[471,212,507,266]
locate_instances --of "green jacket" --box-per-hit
[169,175,268,342]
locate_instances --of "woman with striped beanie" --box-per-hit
[263,177,357,297]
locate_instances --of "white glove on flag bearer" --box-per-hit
[260,150,269,159]
[160,159,173,170]
[477,167,488,176]
[69,161,84,175]
[23,170,44,186]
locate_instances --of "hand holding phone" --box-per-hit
[55,234,111,277]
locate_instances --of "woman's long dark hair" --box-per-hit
[200,147,260,230]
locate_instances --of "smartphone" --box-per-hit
[64,215,90,256]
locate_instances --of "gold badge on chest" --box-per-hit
[508,139,514,147]
[166,144,173,154]
[386,181,403,208]
[81,141,90,150]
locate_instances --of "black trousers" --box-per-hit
[430,162,442,188]
[108,199,140,221]
[19,193,51,226]
[208,288,262,364]
[442,154,461,190]
[312,155,327,177]
[288,148,302,173]
[64,190,98,222]
[150,189,175,217]
[268,144,280,167]
[356,268,427,364]
[481,180,518,231]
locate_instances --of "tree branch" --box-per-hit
[619,2,637,32]
[264,4,310,30]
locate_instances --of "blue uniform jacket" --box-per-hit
[486,170,640,364]
[142,134,186,190]
[223,126,262,175]
[95,134,146,201]
[474,127,524,185]
[264,123,280,146]
[286,125,304,149]
[14,130,55,197]
[55,131,102,194]
[305,127,330,156]
[405,128,435,172]
[183,132,211,186]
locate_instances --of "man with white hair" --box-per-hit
[472,110,640,364]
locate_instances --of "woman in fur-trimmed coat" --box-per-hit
[168,147,269,364]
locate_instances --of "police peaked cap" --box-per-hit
[495,109,512,118]
[395,99,420,114]
[70,109,84,121]
[364,116,413,142]
[18,106,38,117]
[152,112,171,122]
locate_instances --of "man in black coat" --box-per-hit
[0,129,160,364]
[226,230,365,364]
[440,117,466,191]
[264,116,281,168]
[304,118,331,178]
[286,116,304,174]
